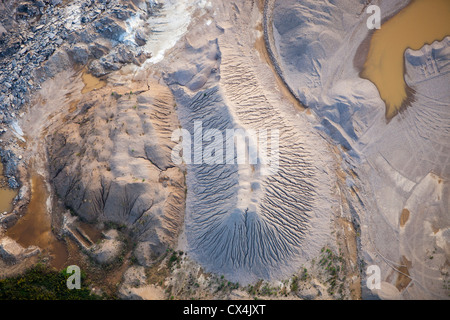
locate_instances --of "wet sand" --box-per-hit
[396,256,412,291]
[6,173,68,269]
[400,208,410,227]
[361,0,450,120]
[254,29,305,111]
[77,220,103,244]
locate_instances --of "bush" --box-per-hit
[167,251,180,270]
[0,264,102,300]
[290,276,299,292]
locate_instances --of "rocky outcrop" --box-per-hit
[0,0,161,204]
[0,0,157,129]
[1,0,186,272]
[0,148,20,189]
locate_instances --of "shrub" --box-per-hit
[0,264,102,300]
[290,276,299,292]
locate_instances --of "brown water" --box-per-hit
[77,220,103,244]
[400,208,410,227]
[0,161,18,214]
[6,173,68,269]
[361,0,450,120]
[81,71,106,94]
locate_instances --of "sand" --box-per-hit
[160,0,335,284]
[269,0,450,299]
[1,0,448,300]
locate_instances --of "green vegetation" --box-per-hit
[212,274,239,294]
[0,264,102,300]
[167,249,183,270]
[301,267,309,281]
[245,280,277,297]
[290,275,299,292]
[259,283,276,296]
[318,246,346,298]
[104,221,127,231]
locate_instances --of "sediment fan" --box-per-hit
[168,0,335,280]
[160,0,328,284]
[179,86,318,283]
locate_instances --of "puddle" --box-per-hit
[400,208,410,227]
[77,220,103,244]
[0,160,18,214]
[361,0,450,120]
[81,71,106,94]
[6,173,68,270]
[395,256,412,291]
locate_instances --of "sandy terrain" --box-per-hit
[269,0,449,299]
[0,0,447,301]
[159,0,337,284]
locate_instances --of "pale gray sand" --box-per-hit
[1,0,447,300]
[163,0,335,284]
[269,0,450,299]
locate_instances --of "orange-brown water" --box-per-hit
[361,0,450,120]
[400,208,410,227]
[0,161,18,214]
[81,71,106,94]
[6,174,68,269]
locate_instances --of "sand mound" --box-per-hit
[164,0,335,283]
[47,79,185,265]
